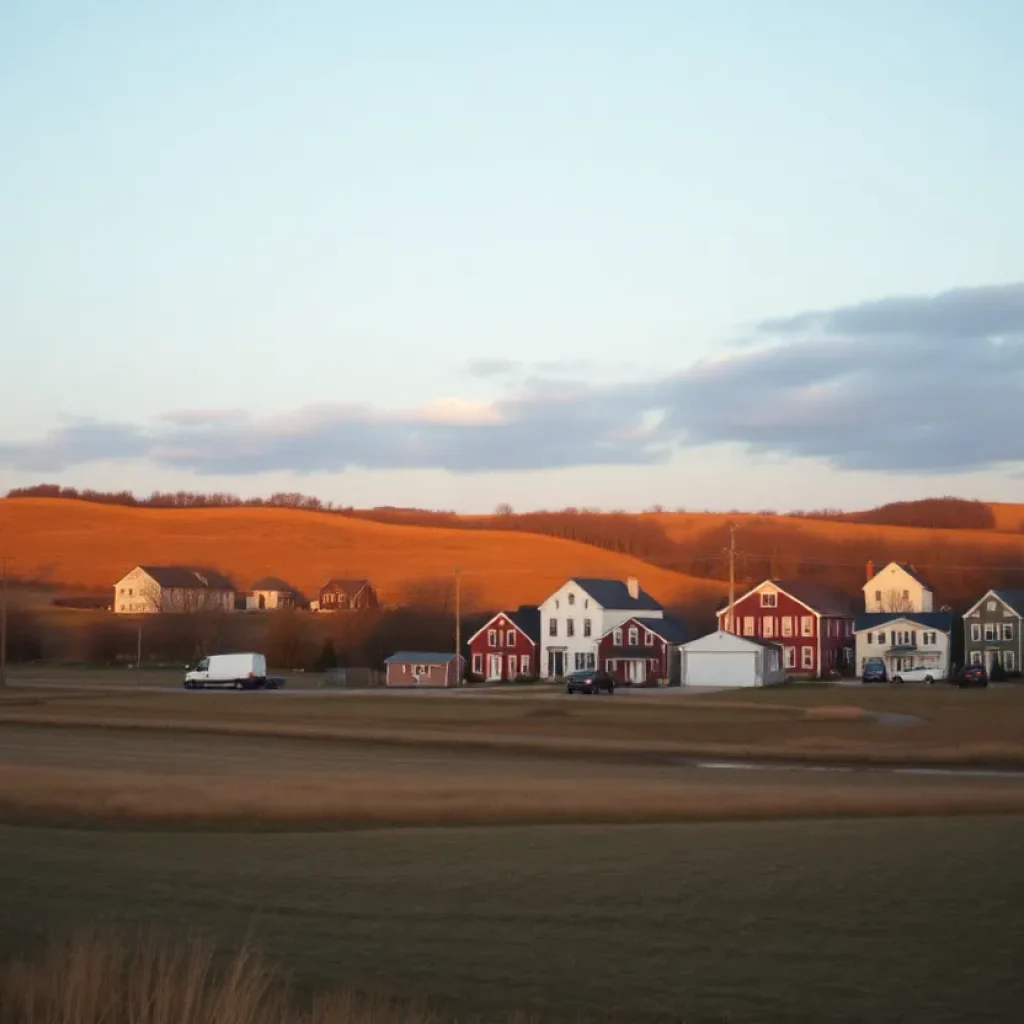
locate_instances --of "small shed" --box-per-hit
[384,651,465,688]
[680,631,785,688]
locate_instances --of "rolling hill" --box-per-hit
[0,498,723,612]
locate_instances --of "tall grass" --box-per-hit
[0,931,531,1024]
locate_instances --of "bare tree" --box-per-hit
[494,503,514,517]
[880,590,916,614]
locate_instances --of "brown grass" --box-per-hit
[0,931,501,1024]
[0,498,720,610]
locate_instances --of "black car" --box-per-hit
[565,669,615,694]
[862,659,888,683]
[957,665,988,688]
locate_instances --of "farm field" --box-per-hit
[1,817,1022,1022]
[0,498,722,610]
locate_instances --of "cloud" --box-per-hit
[1,282,1022,477]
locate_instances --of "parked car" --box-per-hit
[956,665,989,689]
[184,652,284,690]
[889,665,944,685]
[565,669,615,695]
[862,659,888,683]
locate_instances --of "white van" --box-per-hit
[184,652,284,690]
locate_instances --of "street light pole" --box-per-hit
[454,566,462,685]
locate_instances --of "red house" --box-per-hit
[467,606,540,681]
[717,580,855,677]
[598,616,688,686]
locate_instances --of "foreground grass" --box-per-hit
[2,819,1023,1022]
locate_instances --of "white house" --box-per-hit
[245,576,303,611]
[113,565,235,614]
[853,613,954,681]
[863,562,933,613]
[538,577,663,679]
[679,631,785,688]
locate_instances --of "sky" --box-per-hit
[1,0,1022,512]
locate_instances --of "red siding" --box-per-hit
[717,587,853,677]
[597,618,670,684]
[467,613,537,681]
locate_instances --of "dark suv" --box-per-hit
[565,669,615,695]
[862,659,888,683]
[957,665,988,688]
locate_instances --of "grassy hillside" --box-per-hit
[0,498,721,611]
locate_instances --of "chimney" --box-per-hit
[627,576,640,600]
[866,560,874,582]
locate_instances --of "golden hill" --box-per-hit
[0,499,723,611]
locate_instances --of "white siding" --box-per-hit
[863,563,933,613]
[855,619,951,677]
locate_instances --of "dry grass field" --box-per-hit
[0,498,721,610]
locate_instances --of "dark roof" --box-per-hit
[991,590,1024,617]
[854,612,955,632]
[895,563,932,589]
[572,578,663,612]
[631,616,688,644]
[771,580,858,617]
[138,565,234,590]
[507,606,541,642]
[322,578,371,596]
[744,636,785,651]
[251,576,300,593]
[384,651,460,665]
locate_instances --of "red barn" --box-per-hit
[598,616,688,686]
[466,606,540,681]
[717,580,855,677]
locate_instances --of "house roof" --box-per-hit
[137,565,234,590]
[610,616,689,644]
[251,576,300,593]
[683,630,782,652]
[322,578,371,596]
[719,579,856,617]
[507,606,541,642]
[384,651,461,665]
[991,590,1024,617]
[895,563,932,589]
[571,578,663,612]
[854,612,955,632]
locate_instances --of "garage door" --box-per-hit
[684,651,757,688]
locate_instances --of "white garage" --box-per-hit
[680,631,785,688]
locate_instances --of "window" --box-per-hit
[487,629,497,647]
[1006,652,1016,672]
[1005,624,1015,642]
[801,646,814,670]
[508,655,517,676]
[970,650,983,666]
[875,590,882,603]
[644,630,654,645]
[613,628,623,646]
[867,632,874,645]
[984,624,997,642]
[472,653,483,674]
[567,619,575,637]
[128,588,134,596]
[781,617,793,638]
[584,599,589,609]
[846,621,854,637]
[586,652,595,669]
[583,618,592,637]
[549,619,558,637]
[971,623,981,642]
[506,630,516,647]
[575,652,586,670]
[568,593,575,605]
[902,590,910,601]
[987,600,997,612]
[628,626,639,646]
[761,592,777,608]
[520,655,530,675]
[743,617,755,637]
[763,618,775,638]
[801,616,814,637]
[784,646,796,669]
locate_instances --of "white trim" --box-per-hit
[717,579,827,620]
[466,613,510,646]
[962,589,1000,620]
[466,613,537,648]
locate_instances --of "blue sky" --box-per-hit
[2,0,1022,511]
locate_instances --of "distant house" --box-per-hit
[384,652,464,688]
[679,631,785,688]
[962,589,1024,675]
[539,577,664,679]
[316,578,378,612]
[244,577,304,611]
[467,606,540,681]
[717,579,856,677]
[113,565,234,614]
[854,612,955,681]
[598,615,688,686]
[863,561,934,613]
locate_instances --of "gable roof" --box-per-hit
[322,578,372,596]
[719,579,856,618]
[964,589,1024,619]
[865,562,933,591]
[854,612,955,632]
[137,565,234,590]
[251,576,300,593]
[683,630,782,653]
[570,578,663,612]
[466,606,541,645]
[607,615,689,644]
[384,651,461,665]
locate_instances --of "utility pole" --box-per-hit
[727,525,736,634]
[136,622,142,685]
[0,557,7,688]
[454,566,462,685]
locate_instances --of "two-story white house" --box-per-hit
[863,561,934,613]
[113,565,235,614]
[538,577,664,678]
